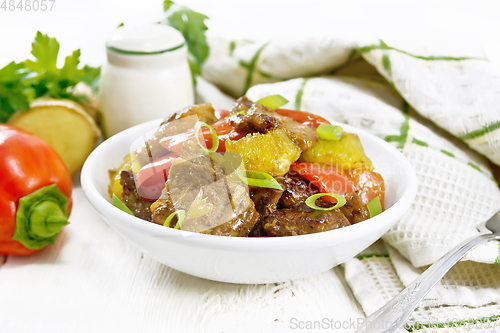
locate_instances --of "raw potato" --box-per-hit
[8,98,101,175]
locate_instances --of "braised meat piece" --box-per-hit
[201,200,259,237]
[250,176,321,237]
[150,152,222,225]
[120,170,153,222]
[247,179,285,237]
[149,181,176,227]
[279,115,319,151]
[163,103,217,125]
[340,192,370,224]
[248,221,267,237]
[232,96,253,113]
[262,205,350,236]
[249,178,285,217]
[278,177,369,224]
[134,103,217,165]
[232,104,281,133]
[279,176,320,208]
[150,143,259,236]
[231,103,318,151]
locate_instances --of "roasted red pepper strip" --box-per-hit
[136,153,178,200]
[289,162,357,202]
[214,109,230,120]
[0,125,73,256]
[275,109,330,128]
[159,118,249,154]
[289,162,385,206]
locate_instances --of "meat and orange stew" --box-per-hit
[109,96,385,237]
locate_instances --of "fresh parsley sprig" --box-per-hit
[0,32,100,123]
[163,0,209,83]
[0,62,33,122]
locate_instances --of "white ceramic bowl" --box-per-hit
[81,118,417,284]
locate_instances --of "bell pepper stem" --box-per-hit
[29,201,69,238]
[12,184,70,250]
[46,216,70,224]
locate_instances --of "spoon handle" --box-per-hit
[355,233,497,333]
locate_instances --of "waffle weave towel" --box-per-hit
[201,35,500,330]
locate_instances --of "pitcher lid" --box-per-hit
[106,24,185,55]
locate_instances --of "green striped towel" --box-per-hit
[344,240,500,331]
[199,35,500,330]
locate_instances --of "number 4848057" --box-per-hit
[1,0,56,11]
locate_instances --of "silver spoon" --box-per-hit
[355,211,500,333]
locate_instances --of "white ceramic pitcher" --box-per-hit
[99,24,194,137]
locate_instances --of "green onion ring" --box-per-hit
[112,194,134,215]
[194,121,219,153]
[366,196,383,218]
[316,124,345,141]
[236,170,282,190]
[163,210,186,229]
[305,193,347,211]
[255,94,289,110]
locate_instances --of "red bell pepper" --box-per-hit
[159,118,249,154]
[136,153,178,200]
[214,109,230,120]
[275,109,330,128]
[289,162,357,199]
[289,162,385,206]
[0,125,73,256]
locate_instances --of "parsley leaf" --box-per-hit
[163,1,209,82]
[0,62,32,122]
[163,0,173,11]
[0,61,25,81]
[0,31,100,123]
[60,50,100,90]
[24,32,59,76]
[25,32,100,98]
[61,50,82,78]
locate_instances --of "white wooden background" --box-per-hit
[1,1,500,332]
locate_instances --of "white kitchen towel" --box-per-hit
[343,241,500,331]
[202,36,500,268]
[200,35,500,329]
[203,35,500,165]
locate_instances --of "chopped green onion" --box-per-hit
[112,194,134,216]
[194,121,219,153]
[367,196,383,218]
[255,94,289,109]
[305,193,347,211]
[316,124,345,141]
[236,170,282,190]
[163,210,186,229]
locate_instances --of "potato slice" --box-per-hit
[8,98,101,175]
